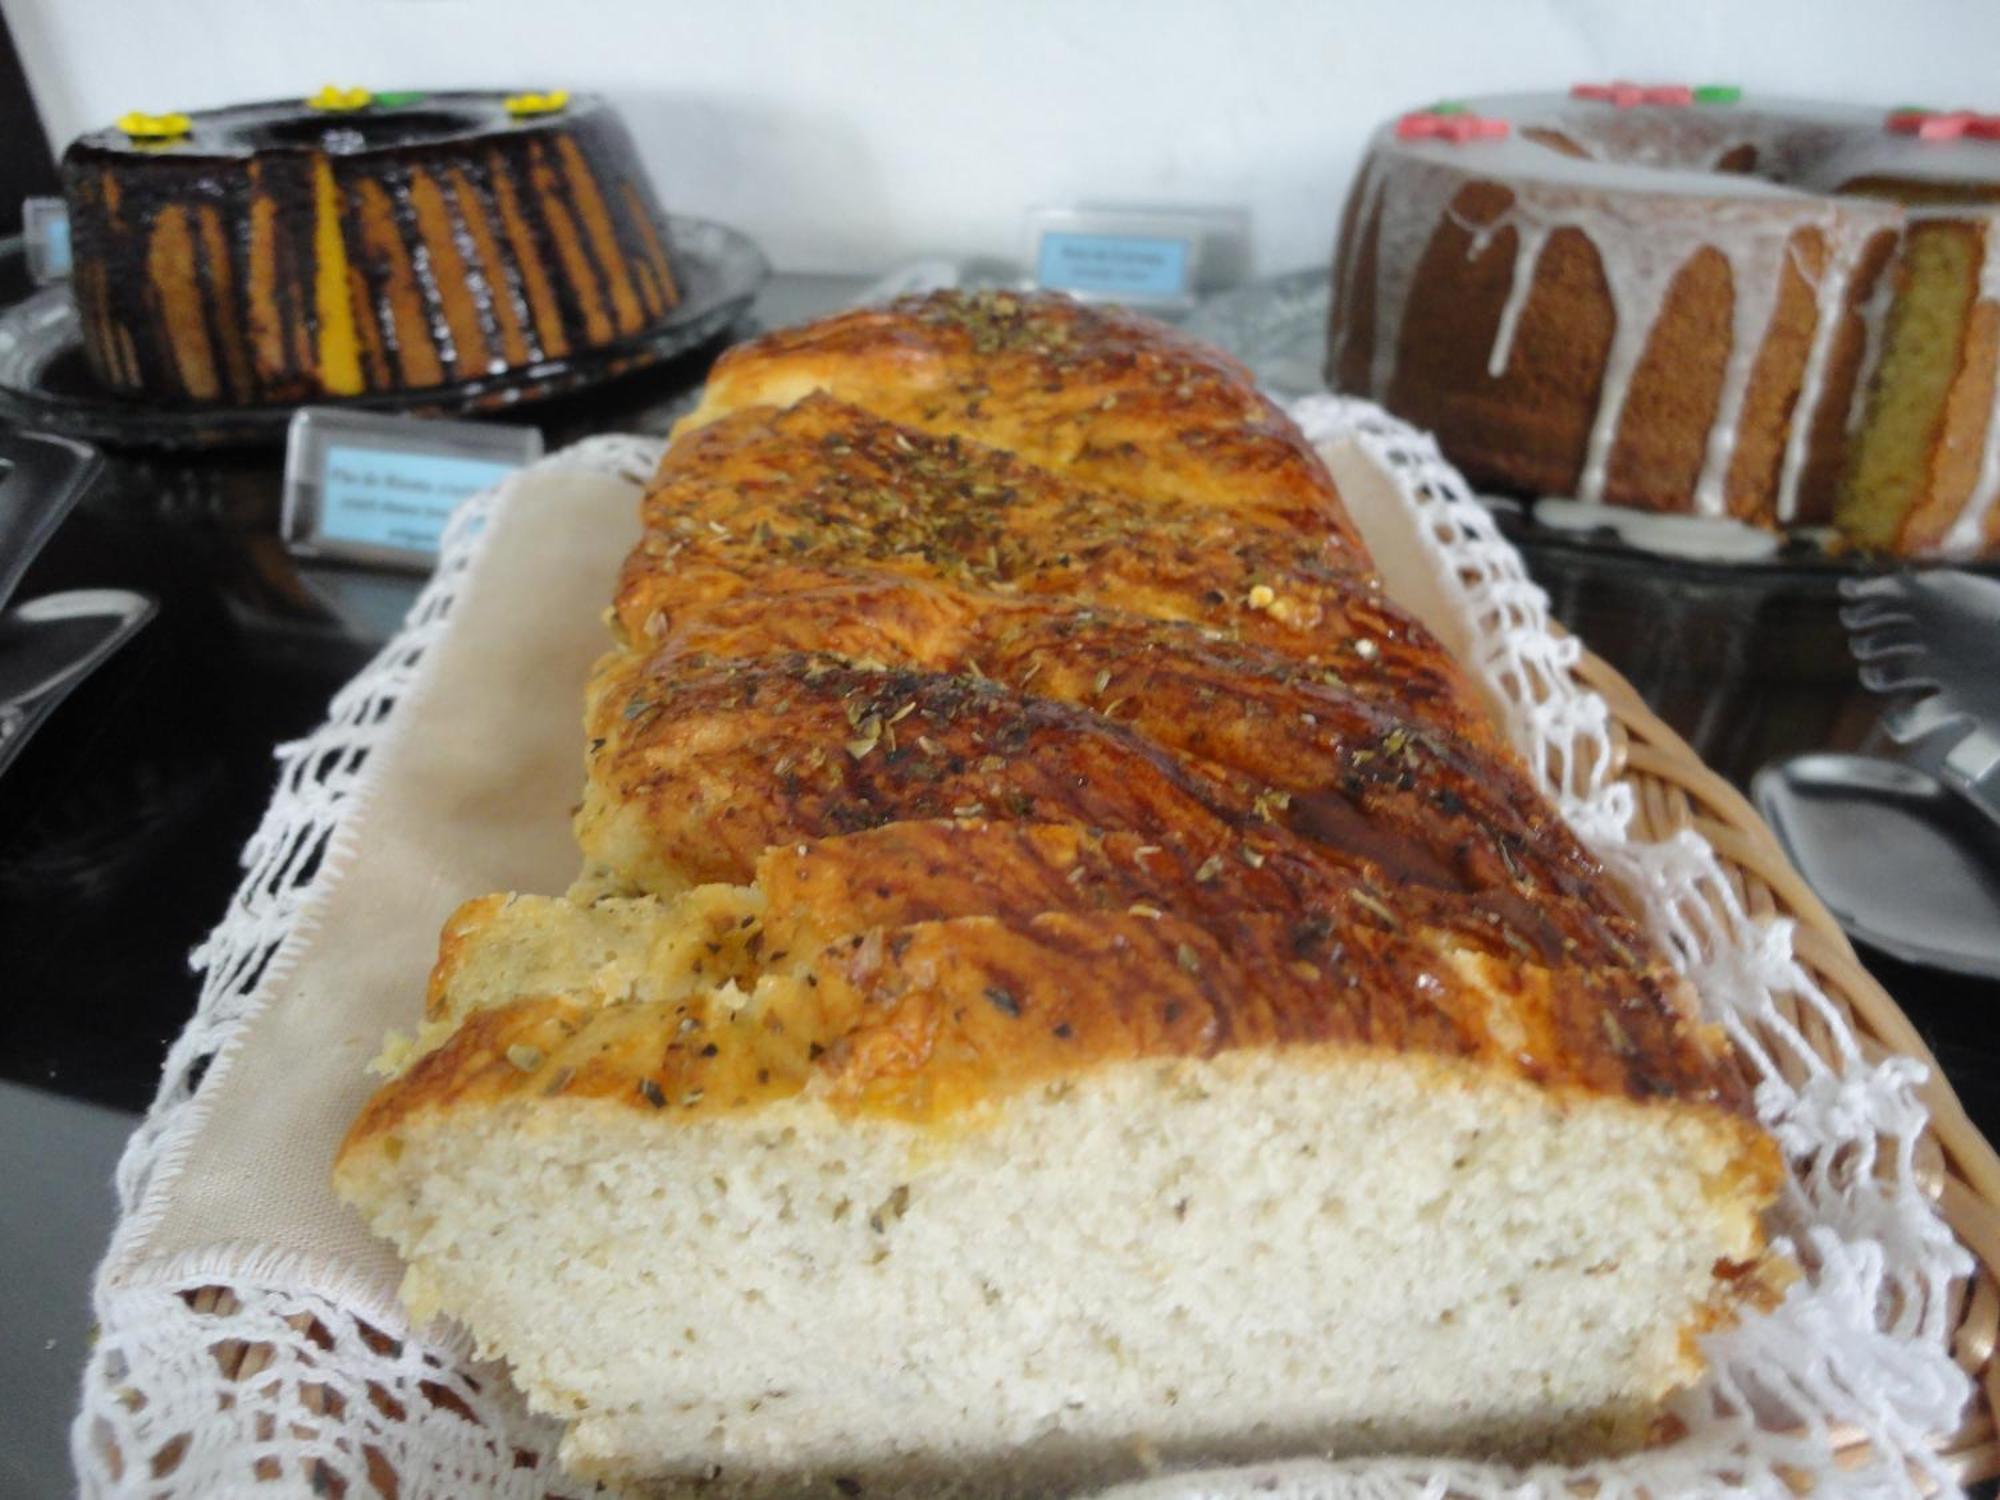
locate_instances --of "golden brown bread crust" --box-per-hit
[574,644,1746,1106]
[347,290,1772,1163]
[358,810,1763,1143]
[602,388,1630,938]
[618,393,1455,722]
[337,295,1788,1485]
[684,290,1362,544]
[596,606,1606,954]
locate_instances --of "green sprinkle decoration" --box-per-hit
[1889,104,1933,116]
[1429,100,1470,115]
[374,90,426,107]
[1693,85,1742,105]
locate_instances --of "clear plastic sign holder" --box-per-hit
[1024,205,1249,313]
[281,407,542,574]
[23,197,71,283]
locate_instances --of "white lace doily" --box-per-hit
[72,408,1972,1498]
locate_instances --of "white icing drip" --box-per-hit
[1941,410,2000,556]
[1573,255,1652,506]
[1487,222,1548,378]
[1345,95,1997,537]
[1353,118,1902,510]
[1937,227,2000,556]
[1449,201,1507,259]
[1690,222,1806,517]
[1418,92,2000,200]
[1775,226,1865,522]
[1844,243,1900,437]
[1533,496,1782,560]
[1366,155,1472,398]
[1356,176,1841,507]
[1541,195,1809,506]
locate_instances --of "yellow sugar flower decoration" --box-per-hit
[118,110,192,141]
[504,90,571,118]
[307,84,373,112]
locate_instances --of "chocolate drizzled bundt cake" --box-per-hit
[62,89,678,405]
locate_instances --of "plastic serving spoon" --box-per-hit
[1750,569,2000,977]
[1752,753,2000,980]
[0,430,158,783]
[0,428,100,611]
[0,588,157,781]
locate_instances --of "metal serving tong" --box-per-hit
[0,430,155,782]
[1841,570,2000,834]
[1752,568,2000,978]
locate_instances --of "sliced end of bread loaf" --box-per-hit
[340,1044,1773,1496]
[336,878,1781,1496]
[337,293,1790,1494]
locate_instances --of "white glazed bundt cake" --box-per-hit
[1329,88,2000,557]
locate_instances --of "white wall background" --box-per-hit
[7,0,2000,275]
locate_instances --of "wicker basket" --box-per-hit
[1574,649,2000,1486]
[149,641,2000,1497]
[79,417,1998,1496]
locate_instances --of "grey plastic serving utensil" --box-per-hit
[1752,753,2000,979]
[1750,568,2000,977]
[0,428,158,782]
[0,428,100,611]
[1840,570,2000,835]
[0,588,157,781]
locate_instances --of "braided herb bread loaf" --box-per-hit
[335,291,1784,1496]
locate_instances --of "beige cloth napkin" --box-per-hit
[107,463,645,1310]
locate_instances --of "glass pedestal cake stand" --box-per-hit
[1188,270,2000,791]
[0,215,769,451]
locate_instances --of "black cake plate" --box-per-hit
[0,215,769,451]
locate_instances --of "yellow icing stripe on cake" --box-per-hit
[146,206,220,401]
[80,263,134,391]
[92,171,143,389]
[311,157,365,396]
[406,166,493,379]
[354,177,446,389]
[245,166,293,380]
[448,167,533,365]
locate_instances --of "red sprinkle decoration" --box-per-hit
[1396,109,1509,143]
[1886,108,2000,141]
[1572,81,1695,108]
